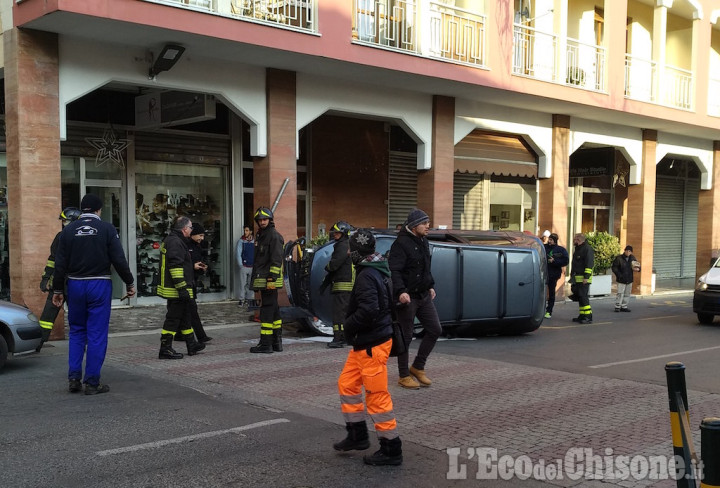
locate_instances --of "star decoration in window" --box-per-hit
[85,128,131,168]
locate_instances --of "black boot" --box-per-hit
[250,333,273,354]
[272,328,283,352]
[185,333,206,356]
[327,328,346,348]
[364,437,403,466]
[333,421,370,451]
[159,334,183,359]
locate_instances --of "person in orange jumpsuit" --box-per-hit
[333,228,402,466]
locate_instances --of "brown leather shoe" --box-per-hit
[397,375,420,389]
[409,366,431,387]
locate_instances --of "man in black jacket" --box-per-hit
[388,208,442,389]
[156,216,205,359]
[52,194,135,395]
[325,220,354,348]
[612,245,640,312]
[187,222,211,342]
[334,228,402,466]
[544,233,569,319]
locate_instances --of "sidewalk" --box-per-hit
[97,296,712,487]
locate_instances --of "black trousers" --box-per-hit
[332,291,350,328]
[546,276,559,313]
[576,282,591,317]
[259,288,280,326]
[162,299,191,335]
[189,286,208,340]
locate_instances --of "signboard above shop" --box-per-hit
[135,91,216,129]
[569,147,614,178]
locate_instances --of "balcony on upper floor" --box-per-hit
[624,55,693,111]
[351,0,487,68]
[144,0,317,32]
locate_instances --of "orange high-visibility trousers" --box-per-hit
[337,339,398,439]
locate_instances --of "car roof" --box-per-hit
[369,228,542,248]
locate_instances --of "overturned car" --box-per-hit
[283,229,547,337]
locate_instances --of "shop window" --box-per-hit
[135,161,226,298]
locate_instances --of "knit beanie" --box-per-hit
[80,194,103,212]
[191,222,205,236]
[406,208,429,229]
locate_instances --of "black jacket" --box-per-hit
[388,228,435,300]
[187,238,206,279]
[53,214,134,290]
[612,253,638,284]
[252,222,284,290]
[344,258,393,351]
[545,244,569,281]
[41,231,62,290]
[325,235,353,293]
[571,241,594,283]
[157,229,194,299]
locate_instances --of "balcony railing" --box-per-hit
[624,54,693,110]
[146,0,316,32]
[352,0,487,68]
[512,24,605,92]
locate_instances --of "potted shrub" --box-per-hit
[584,231,621,296]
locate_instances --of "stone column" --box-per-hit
[538,115,569,238]
[417,95,454,229]
[4,29,63,337]
[696,141,720,276]
[627,129,657,295]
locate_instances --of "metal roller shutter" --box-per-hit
[682,178,699,277]
[388,151,417,227]
[453,172,484,230]
[653,176,684,279]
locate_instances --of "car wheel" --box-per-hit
[697,313,715,325]
[0,334,8,371]
[302,317,333,337]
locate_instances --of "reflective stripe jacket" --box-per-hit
[325,234,353,293]
[251,222,284,290]
[41,231,62,290]
[571,241,594,284]
[157,229,194,299]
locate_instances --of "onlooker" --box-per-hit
[544,233,569,319]
[389,208,441,389]
[52,194,136,395]
[334,228,402,466]
[540,229,551,245]
[156,216,205,359]
[236,225,255,309]
[325,220,354,348]
[612,245,640,312]
[37,207,81,351]
[249,207,285,354]
[570,233,594,324]
[188,222,211,342]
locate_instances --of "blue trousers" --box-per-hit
[66,279,112,386]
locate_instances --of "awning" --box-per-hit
[454,130,537,178]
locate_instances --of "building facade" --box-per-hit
[3,0,720,339]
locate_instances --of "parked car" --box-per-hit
[0,300,43,371]
[693,257,720,324]
[283,229,547,336]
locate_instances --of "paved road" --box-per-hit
[2,292,717,487]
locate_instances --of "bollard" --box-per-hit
[701,418,720,488]
[666,361,696,488]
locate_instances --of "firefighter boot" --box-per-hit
[272,327,283,352]
[327,326,346,349]
[249,333,273,354]
[159,334,184,359]
[185,333,206,356]
[363,437,403,466]
[333,421,370,451]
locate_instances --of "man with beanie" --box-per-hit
[249,206,285,353]
[612,245,640,312]
[52,194,136,395]
[187,222,211,342]
[544,233,569,319]
[571,233,594,324]
[324,220,354,348]
[156,216,206,359]
[388,208,442,389]
[334,228,402,466]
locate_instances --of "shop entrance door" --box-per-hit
[85,181,128,301]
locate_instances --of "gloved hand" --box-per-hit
[266,279,276,290]
[39,277,49,292]
[177,288,191,301]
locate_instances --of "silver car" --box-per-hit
[0,300,43,371]
[284,229,547,336]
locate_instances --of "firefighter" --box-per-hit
[324,220,354,348]
[156,216,205,359]
[37,207,82,351]
[249,206,284,354]
[571,233,595,324]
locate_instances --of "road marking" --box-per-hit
[96,418,290,456]
[542,321,613,329]
[638,315,679,321]
[589,345,720,369]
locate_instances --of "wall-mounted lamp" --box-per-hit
[148,44,186,80]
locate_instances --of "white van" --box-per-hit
[693,258,720,324]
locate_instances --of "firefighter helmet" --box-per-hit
[254,207,274,222]
[59,207,81,222]
[330,220,353,236]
